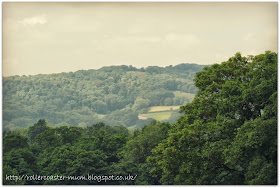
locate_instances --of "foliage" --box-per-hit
[148,51,277,185]
[110,120,171,185]
[3,64,204,129]
[3,52,277,185]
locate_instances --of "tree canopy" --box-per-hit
[3,63,204,129]
[148,51,277,185]
[3,52,277,185]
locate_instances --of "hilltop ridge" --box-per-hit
[3,63,206,130]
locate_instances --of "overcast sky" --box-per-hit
[3,2,278,76]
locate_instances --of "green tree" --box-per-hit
[27,119,49,143]
[3,132,38,185]
[149,52,277,185]
[3,132,29,153]
[114,120,171,185]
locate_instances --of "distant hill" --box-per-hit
[3,63,206,130]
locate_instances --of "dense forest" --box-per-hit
[3,63,204,130]
[3,51,277,185]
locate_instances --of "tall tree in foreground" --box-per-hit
[148,51,277,185]
[111,120,171,185]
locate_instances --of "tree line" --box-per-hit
[3,63,204,129]
[3,51,277,185]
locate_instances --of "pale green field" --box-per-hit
[95,113,106,119]
[140,112,172,121]
[173,91,195,99]
[148,106,180,113]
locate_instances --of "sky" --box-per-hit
[2,2,278,76]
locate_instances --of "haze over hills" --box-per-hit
[3,63,206,130]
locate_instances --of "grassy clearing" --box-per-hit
[173,91,195,99]
[148,106,180,113]
[95,113,106,119]
[140,112,172,121]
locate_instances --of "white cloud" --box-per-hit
[20,15,47,26]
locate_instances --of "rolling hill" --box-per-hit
[3,63,206,130]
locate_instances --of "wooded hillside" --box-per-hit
[3,63,205,130]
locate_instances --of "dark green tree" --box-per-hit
[148,52,277,185]
[27,119,49,143]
